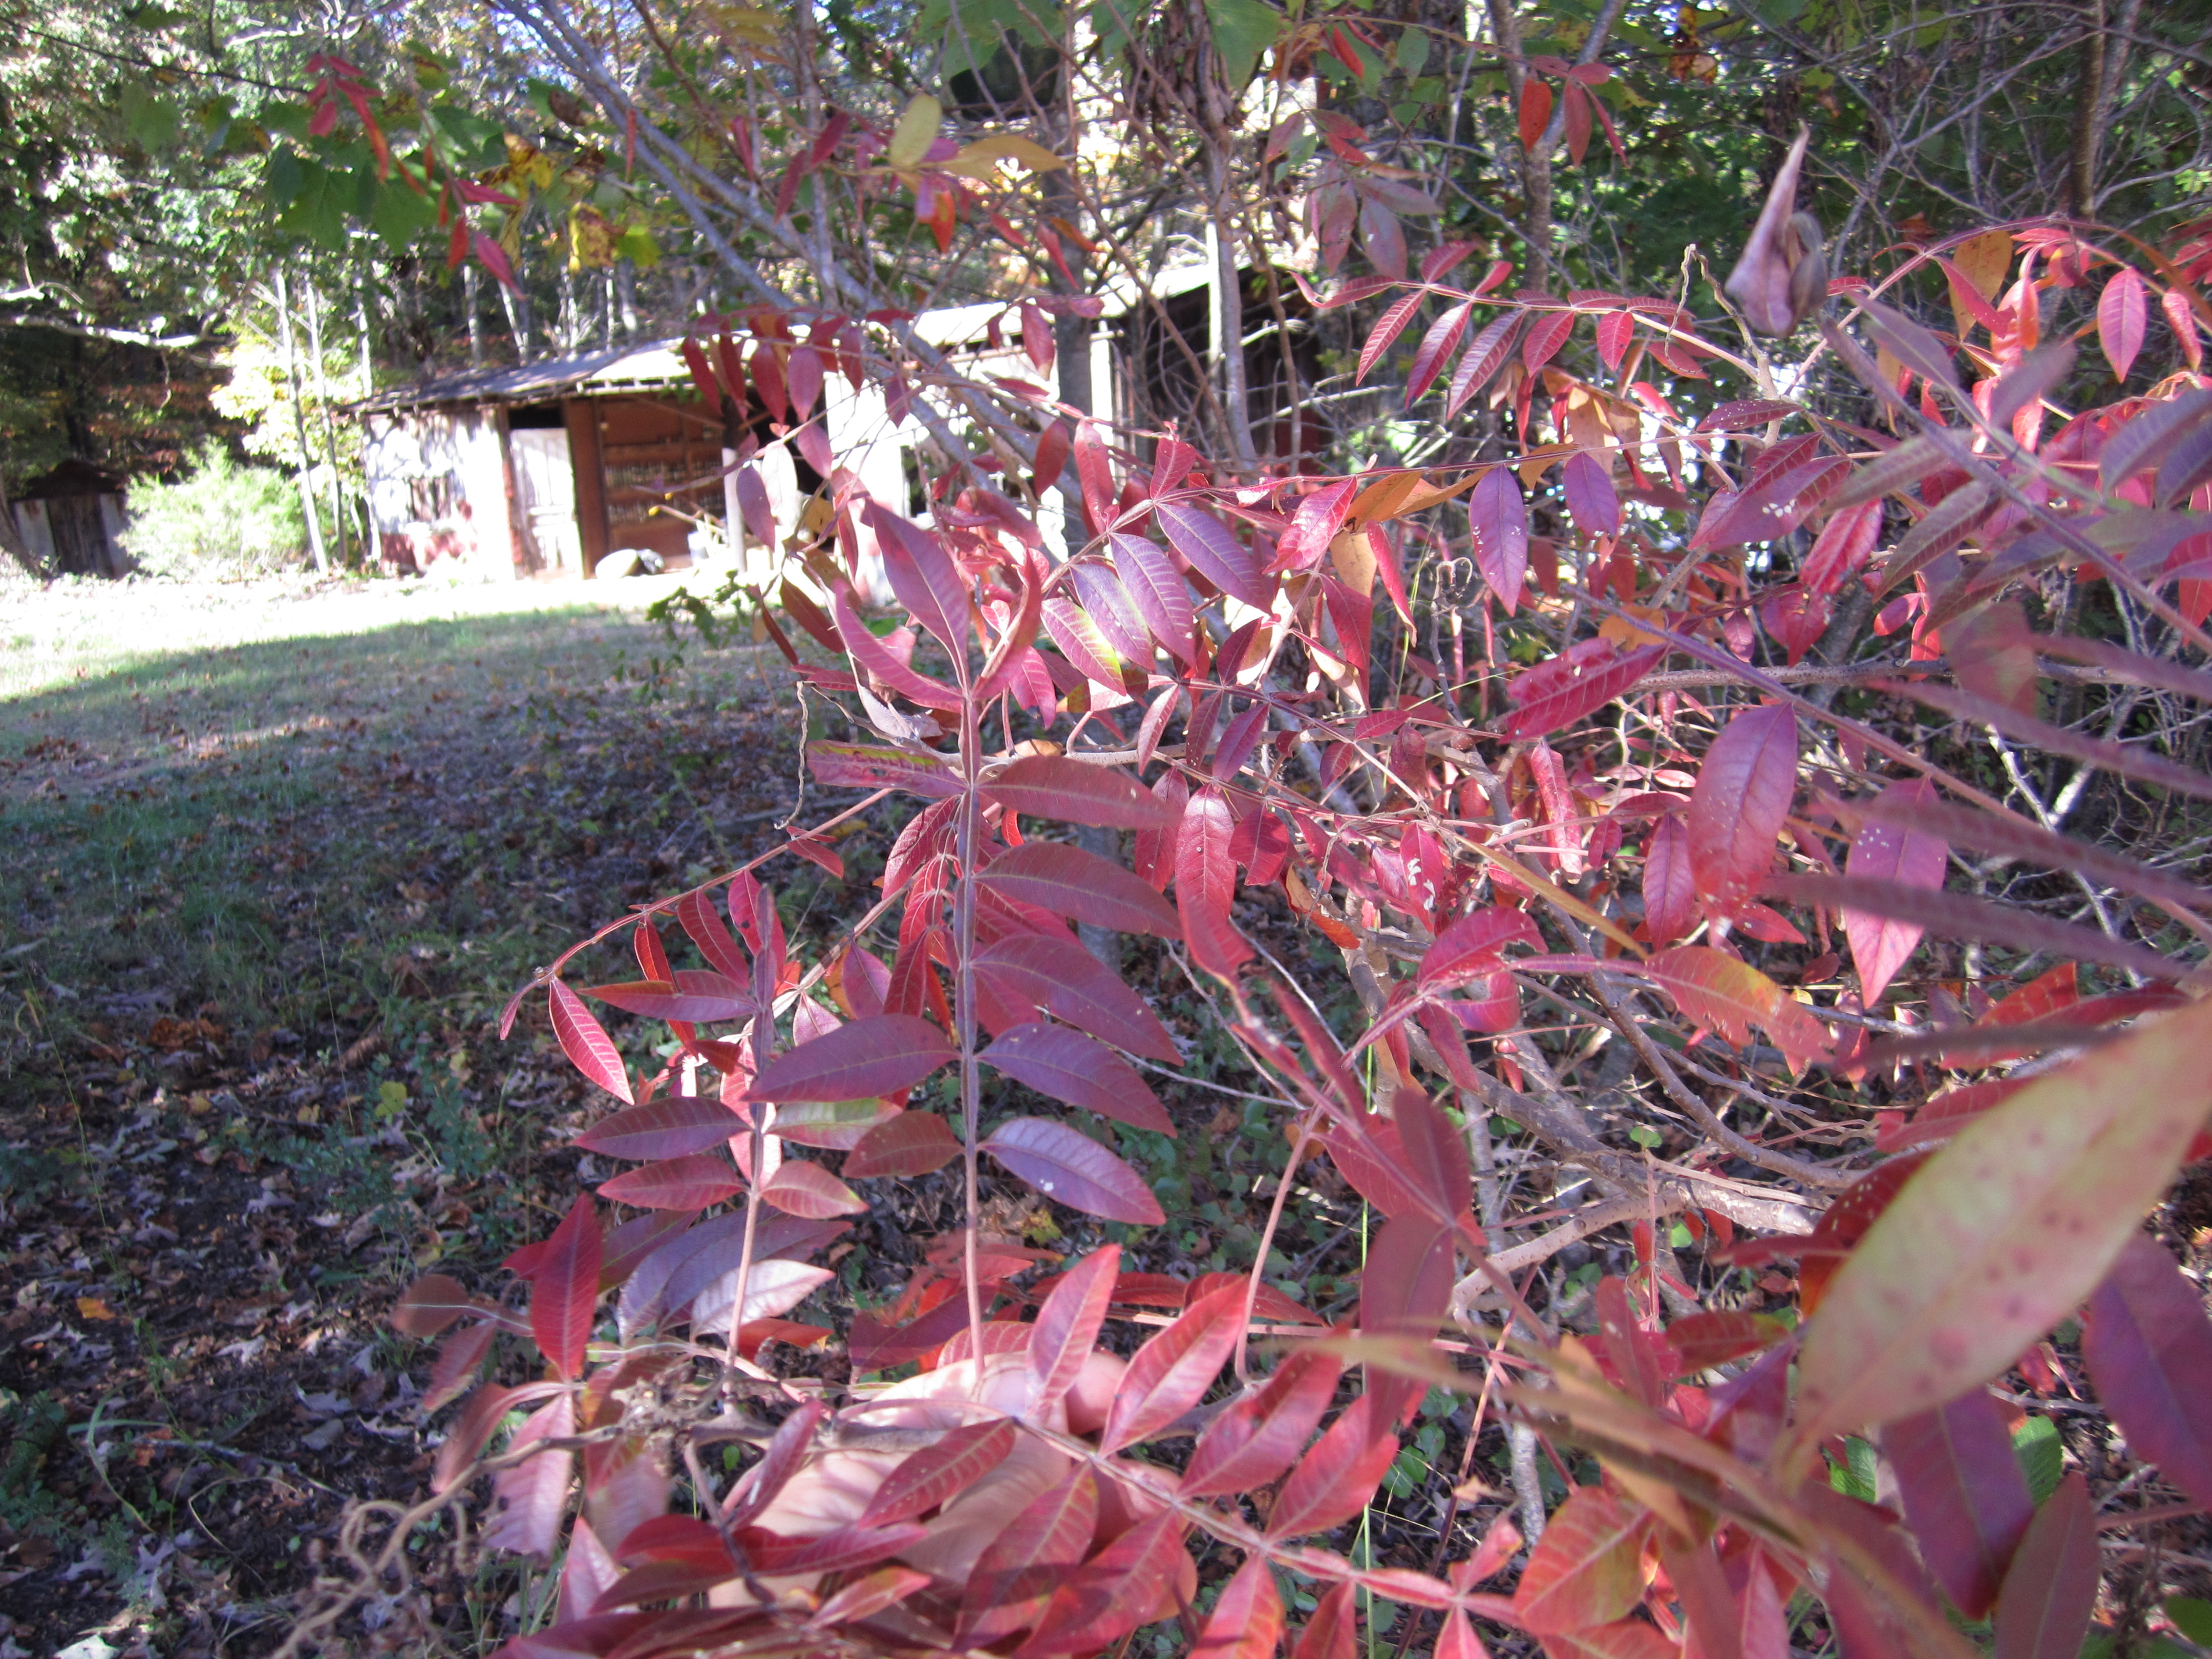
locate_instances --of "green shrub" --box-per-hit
[119,440,305,578]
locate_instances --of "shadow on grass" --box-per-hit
[1,595,789,1056]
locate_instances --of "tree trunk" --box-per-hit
[464,261,484,368]
[274,266,329,573]
[303,273,349,568]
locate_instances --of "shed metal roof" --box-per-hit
[354,339,694,415]
[352,265,1221,417]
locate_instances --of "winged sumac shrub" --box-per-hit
[307,198,2212,1659]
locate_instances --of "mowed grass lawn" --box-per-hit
[3,572,794,1056]
[0,570,818,1656]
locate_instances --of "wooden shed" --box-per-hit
[352,269,1315,586]
[12,459,130,578]
[356,341,749,581]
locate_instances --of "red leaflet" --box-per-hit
[844,1111,962,1177]
[1030,1244,1120,1407]
[1467,465,1530,612]
[390,1274,484,1338]
[1112,532,1196,663]
[1294,1582,1358,1659]
[979,841,1182,938]
[1522,309,1576,375]
[1357,1214,1454,1424]
[1407,301,1473,405]
[1266,1393,1399,1538]
[770,1096,899,1151]
[785,345,822,416]
[1437,1609,1488,1659]
[1396,1086,1473,1223]
[2098,268,2146,383]
[1518,79,1554,151]
[1529,738,1585,875]
[1843,778,1949,1006]
[758,1159,867,1219]
[745,1013,955,1101]
[530,1194,602,1381]
[1177,784,1252,977]
[550,980,633,1104]
[864,500,970,656]
[1021,299,1053,375]
[725,1397,826,1528]
[581,973,753,1025]
[860,1420,1018,1526]
[1596,308,1634,369]
[974,932,1179,1061]
[1563,449,1622,536]
[985,755,1180,829]
[1360,292,1428,384]
[632,920,672,983]
[960,1467,1099,1644]
[1074,419,1115,534]
[980,1022,1174,1133]
[1027,1508,1192,1653]
[1133,768,1189,890]
[1664,1309,1789,1372]
[1042,596,1129,689]
[1192,1555,1284,1659]
[1883,1390,2034,1619]
[810,1565,934,1628]
[576,1097,746,1162]
[1100,1283,1246,1451]
[1686,703,1798,918]
[1033,418,1074,498]
[1323,1119,1432,1220]
[1155,500,1268,604]
[1642,946,1833,1071]
[2082,1232,2212,1509]
[597,1153,744,1210]
[1182,1346,1344,1496]
[675,889,750,982]
[482,1394,576,1557]
[1562,79,1592,163]
[1211,701,1271,781]
[1512,1484,1652,1632]
[984,1117,1164,1223]
[422,1321,496,1414]
[1419,905,1542,988]
[1500,643,1665,742]
[1992,1473,2100,1659]
[830,588,964,712]
[736,1522,927,1577]
[810,739,959,797]
[1069,556,1153,665]
[1446,312,1522,418]
[680,337,721,406]
[1150,433,1197,497]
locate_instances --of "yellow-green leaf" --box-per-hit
[938,134,1067,178]
[886,94,942,171]
[1786,997,2212,1469]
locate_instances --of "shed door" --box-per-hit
[508,428,580,574]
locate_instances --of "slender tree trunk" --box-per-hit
[1493,0,1628,287]
[1196,1,1258,477]
[303,273,349,568]
[354,271,374,392]
[616,261,640,336]
[464,261,484,368]
[274,267,329,573]
[500,272,530,360]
